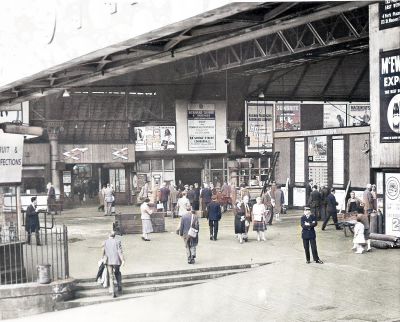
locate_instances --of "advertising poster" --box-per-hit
[246,101,273,152]
[348,104,371,126]
[379,0,400,30]
[0,133,24,184]
[275,102,301,131]
[187,103,216,151]
[308,136,327,162]
[293,187,306,207]
[380,49,400,142]
[385,173,400,237]
[323,104,347,128]
[134,126,176,151]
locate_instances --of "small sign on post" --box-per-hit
[0,133,24,184]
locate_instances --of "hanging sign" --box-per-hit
[380,49,400,142]
[379,1,400,30]
[187,103,216,151]
[245,101,273,152]
[0,133,24,184]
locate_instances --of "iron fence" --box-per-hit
[0,225,69,285]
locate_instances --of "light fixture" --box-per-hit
[63,89,70,97]
[258,91,265,99]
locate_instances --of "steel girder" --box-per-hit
[174,7,369,79]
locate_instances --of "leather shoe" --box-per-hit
[306,261,311,264]
[315,259,324,264]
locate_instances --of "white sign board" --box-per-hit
[293,187,306,207]
[0,133,24,184]
[188,103,216,151]
[245,101,273,152]
[385,173,400,237]
[175,100,227,154]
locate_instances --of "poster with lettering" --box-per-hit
[307,136,327,162]
[385,172,400,237]
[379,0,400,30]
[323,104,347,128]
[0,133,24,184]
[275,102,301,131]
[245,101,273,152]
[348,104,371,126]
[134,126,176,151]
[187,103,216,151]
[380,49,400,142]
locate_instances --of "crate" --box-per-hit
[114,212,166,235]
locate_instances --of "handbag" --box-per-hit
[188,214,198,238]
[156,202,164,210]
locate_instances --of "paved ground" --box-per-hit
[6,205,400,321]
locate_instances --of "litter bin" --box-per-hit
[37,264,51,284]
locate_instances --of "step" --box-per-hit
[58,291,158,310]
[76,262,269,283]
[75,269,249,291]
[74,280,204,299]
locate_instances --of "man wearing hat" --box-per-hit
[301,207,323,264]
[207,195,222,241]
[25,197,41,245]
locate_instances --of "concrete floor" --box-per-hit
[6,205,400,321]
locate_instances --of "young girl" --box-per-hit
[353,214,366,254]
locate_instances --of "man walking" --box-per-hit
[301,207,323,264]
[321,188,341,230]
[179,207,200,264]
[102,231,125,298]
[309,185,321,220]
[25,197,41,245]
[207,195,222,240]
[104,183,114,216]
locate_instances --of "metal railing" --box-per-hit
[0,225,69,285]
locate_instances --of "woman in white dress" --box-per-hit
[353,214,366,254]
[252,197,267,241]
[140,198,153,241]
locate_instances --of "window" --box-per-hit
[137,161,150,172]
[109,169,125,192]
[164,159,174,170]
[151,159,162,170]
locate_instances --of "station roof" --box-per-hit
[0,1,374,109]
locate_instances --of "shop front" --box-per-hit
[59,144,135,206]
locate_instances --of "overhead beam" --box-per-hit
[263,2,298,22]
[0,2,371,107]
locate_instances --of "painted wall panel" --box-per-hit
[349,134,370,188]
[274,138,290,185]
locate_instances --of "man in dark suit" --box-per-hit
[306,179,314,203]
[25,197,41,245]
[159,182,170,212]
[301,207,323,264]
[200,183,213,218]
[207,195,222,241]
[308,185,321,220]
[47,182,56,214]
[322,188,341,230]
[320,185,329,221]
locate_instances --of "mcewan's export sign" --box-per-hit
[0,133,24,184]
[380,49,400,142]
